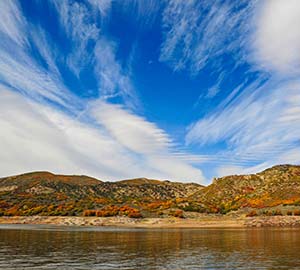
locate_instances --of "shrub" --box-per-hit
[294,210,300,216]
[287,211,293,216]
[246,210,258,217]
[83,210,97,216]
[146,201,172,210]
[96,210,116,217]
[83,205,143,218]
[273,210,283,216]
[127,210,142,218]
[262,210,272,216]
[181,204,205,213]
[119,205,142,218]
[219,204,230,215]
[171,210,184,218]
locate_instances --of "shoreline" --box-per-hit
[1,215,300,228]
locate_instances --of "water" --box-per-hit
[0,225,300,269]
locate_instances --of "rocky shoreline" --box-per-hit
[244,216,300,227]
[1,215,300,228]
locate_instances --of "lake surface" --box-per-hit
[0,225,300,269]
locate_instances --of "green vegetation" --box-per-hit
[0,171,203,217]
[1,165,300,217]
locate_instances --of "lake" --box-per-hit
[0,225,300,269]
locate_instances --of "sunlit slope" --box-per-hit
[191,165,300,213]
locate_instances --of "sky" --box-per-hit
[0,0,300,184]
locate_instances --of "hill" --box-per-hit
[1,165,300,218]
[0,172,203,217]
[191,164,300,214]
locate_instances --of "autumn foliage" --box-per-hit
[294,210,300,216]
[170,209,184,218]
[83,205,142,218]
[246,210,258,217]
[2,165,300,218]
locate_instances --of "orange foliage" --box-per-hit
[246,210,258,217]
[126,208,142,218]
[96,205,119,217]
[294,210,300,216]
[5,206,20,216]
[94,198,109,204]
[146,201,172,210]
[83,210,97,216]
[83,205,143,218]
[175,198,186,204]
[171,210,184,218]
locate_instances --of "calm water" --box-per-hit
[0,225,300,269]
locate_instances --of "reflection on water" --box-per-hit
[0,225,300,269]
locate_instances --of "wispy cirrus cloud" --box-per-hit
[53,0,137,107]
[93,39,138,107]
[160,0,254,75]
[186,78,300,163]
[53,0,100,77]
[0,86,204,182]
[120,0,162,30]
[87,0,112,17]
[0,0,78,110]
[184,0,300,176]
[0,0,28,47]
[0,36,76,110]
[0,0,205,182]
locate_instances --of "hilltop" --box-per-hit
[0,165,300,218]
[0,171,203,217]
[191,164,300,214]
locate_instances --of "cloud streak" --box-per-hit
[0,86,204,182]
[160,0,254,75]
[0,0,205,182]
[185,0,300,176]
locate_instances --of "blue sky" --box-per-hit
[0,0,300,184]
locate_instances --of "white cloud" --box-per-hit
[29,27,61,77]
[0,0,136,108]
[164,0,300,178]
[186,77,300,175]
[53,0,100,76]
[253,0,300,73]
[0,45,76,109]
[91,101,171,155]
[0,1,205,183]
[216,162,271,178]
[216,165,248,178]
[87,0,112,17]
[0,0,78,110]
[53,0,137,107]
[0,0,27,47]
[94,39,138,107]
[160,0,254,75]
[0,87,204,182]
[146,156,204,182]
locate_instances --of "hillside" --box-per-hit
[191,165,300,213]
[0,172,203,217]
[1,165,300,217]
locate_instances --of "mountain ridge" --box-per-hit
[1,164,300,217]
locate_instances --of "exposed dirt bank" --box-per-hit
[1,215,300,228]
